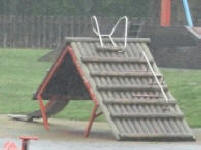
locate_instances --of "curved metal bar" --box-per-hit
[110,16,128,48]
[91,16,99,35]
[91,16,128,49]
[91,16,104,47]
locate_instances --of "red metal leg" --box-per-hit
[20,136,38,150]
[37,95,49,130]
[84,103,99,137]
[67,46,103,137]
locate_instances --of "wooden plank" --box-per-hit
[57,16,62,47]
[49,16,54,48]
[90,71,162,77]
[3,15,8,47]
[70,16,74,37]
[76,16,81,36]
[11,15,16,47]
[103,99,176,105]
[38,16,43,48]
[119,133,194,140]
[7,15,12,47]
[32,16,37,48]
[131,94,162,98]
[111,113,184,118]
[0,15,4,47]
[96,46,125,52]
[81,56,152,64]
[42,16,47,48]
[23,16,29,48]
[29,16,34,48]
[18,16,23,47]
[45,16,50,48]
[96,85,168,91]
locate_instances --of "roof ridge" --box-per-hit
[65,37,150,43]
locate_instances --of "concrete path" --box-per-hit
[1,115,201,150]
[1,138,201,150]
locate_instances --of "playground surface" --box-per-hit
[1,114,201,150]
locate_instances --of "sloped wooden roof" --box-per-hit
[34,37,194,141]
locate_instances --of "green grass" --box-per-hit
[0,48,50,113]
[0,48,103,122]
[162,69,201,127]
[0,48,201,126]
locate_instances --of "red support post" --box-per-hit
[37,95,49,130]
[84,103,99,137]
[160,0,171,26]
[67,46,103,138]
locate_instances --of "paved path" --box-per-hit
[1,138,201,150]
[1,115,201,150]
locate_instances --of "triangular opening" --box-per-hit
[41,51,90,100]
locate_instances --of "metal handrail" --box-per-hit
[91,16,128,48]
[91,16,104,47]
[141,51,168,102]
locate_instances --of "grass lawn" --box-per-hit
[0,48,201,127]
[162,69,201,128]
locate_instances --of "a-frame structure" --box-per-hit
[34,37,194,141]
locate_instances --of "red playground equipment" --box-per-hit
[3,136,38,150]
[160,0,171,26]
[160,0,193,27]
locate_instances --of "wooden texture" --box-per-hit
[90,71,162,77]
[111,113,184,118]
[81,57,153,64]
[103,99,176,105]
[96,85,168,91]
[69,38,194,141]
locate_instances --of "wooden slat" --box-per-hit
[90,71,162,77]
[119,133,194,141]
[97,85,168,91]
[103,99,176,105]
[96,46,125,52]
[81,57,152,64]
[111,113,184,118]
[132,95,163,98]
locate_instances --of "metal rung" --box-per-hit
[111,113,184,118]
[103,99,176,105]
[97,85,168,91]
[81,57,153,64]
[90,71,162,77]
